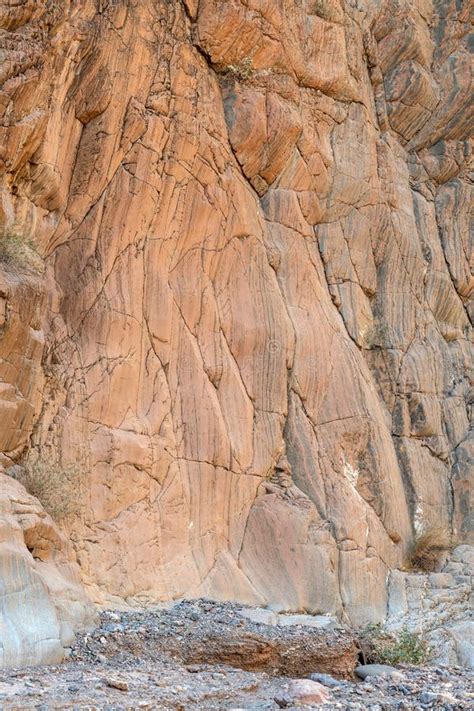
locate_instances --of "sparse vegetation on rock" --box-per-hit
[360,624,429,666]
[225,56,254,81]
[311,0,335,21]
[0,230,43,274]
[13,459,83,521]
[364,320,390,349]
[407,526,454,572]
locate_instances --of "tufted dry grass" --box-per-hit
[407,526,455,572]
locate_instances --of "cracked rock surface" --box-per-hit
[0,0,472,668]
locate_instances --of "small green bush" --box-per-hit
[14,459,82,521]
[0,230,43,274]
[225,56,254,81]
[360,624,429,666]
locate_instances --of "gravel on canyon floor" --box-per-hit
[1,600,472,709]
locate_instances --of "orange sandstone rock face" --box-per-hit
[0,0,472,649]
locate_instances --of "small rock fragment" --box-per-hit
[106,677,129,691]
[308,672,343,688]
[275,679,330,707]
[419,689,459,705]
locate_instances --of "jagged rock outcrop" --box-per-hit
[0,472,96,667]
[0,0,472,666]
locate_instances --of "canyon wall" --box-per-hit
[0,0,472,659]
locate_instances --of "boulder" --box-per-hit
[355,664,403,680]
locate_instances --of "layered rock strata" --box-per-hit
[0,0,472,665]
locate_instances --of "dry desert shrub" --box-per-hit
[14,459,82,522]
[360,624,429,666]
[0,230,43,274]
[407,525,454,572]
[225,56,254,81]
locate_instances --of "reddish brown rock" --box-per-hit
[275,679,331,706]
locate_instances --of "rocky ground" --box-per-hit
[2,601,472,710]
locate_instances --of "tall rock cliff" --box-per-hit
[0,0,472,661]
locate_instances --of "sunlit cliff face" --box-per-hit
[0,0,472,627]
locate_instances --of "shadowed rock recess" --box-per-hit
[0,0,472,668]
